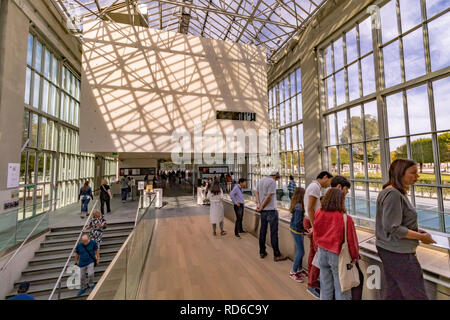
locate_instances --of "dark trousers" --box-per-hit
[377,246,428,300]
[121,188,128,201]
[351,262,364,300]
[100,197,111,215]
[233,204,244,235]
[259,210,281,257]
[303,217,320,289]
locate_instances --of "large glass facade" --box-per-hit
[20,33,102,219]
[319,0,450,233]
[250,66,304,191]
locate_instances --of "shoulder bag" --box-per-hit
[82,243,98,267]
[338,214,360,292]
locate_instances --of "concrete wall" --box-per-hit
[267,0,374,185]
[80,21,268,155]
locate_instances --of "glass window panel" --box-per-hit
[324,45,333,76]
[350,106,363,142]
[364,101,379,140]
[51,56,59,83]
[280,102,285,126]
[280,130,286,151]
[359,17,374,56]
[285,99,291,124]
[39,117,47,150]
[31,114,39,148]
[22,111,29,147]
[290,72,296,97]
[328,146,338,174]
[279,81,284,103]
[296,68,301,93]
[334,37,344,71]
[34,41,42,72]
[381,0,399,43]
[20,152,27,185]
[383,41,402,88]
[428,12,450,72]
[400,0,423,32]
[37,153,45,183]
[348,62,360,101]
[389,137,408,162]
[411,134,435,184]
[49,85,56,116]
[292,125,298,151]
[284,77,289,100]
[441,143,450,185]
[27,34,33,67]
[406,85,431,134]
[297,94,302,121]
[326,76,334,109]
[298,124,304,150]
[42,80,49,114]
[433,77,450,131]
[328,114,337,145]
[290,97,296,122]
[339,145,350,177]
[335,70,346,106]
[346,28,358,63]
[352,143,366,179]
[286,127,292,151]
[426,0,449,18]
[47,121,54,151]
[361,54,376,96]
[367,141,381,180]
[293,151,299,175]
[386,92,406,137]
[27,151,36,185]
[25,68,32,104]
[403,28,426,81]
[337,110,348,144]
[32,73,41,108]
[44,49,50,79]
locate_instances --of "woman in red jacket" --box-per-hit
[313,188,359,300]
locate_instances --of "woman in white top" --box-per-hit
[207,181,227,236]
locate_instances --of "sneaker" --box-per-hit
[307,287,320,299]
[77,288,87,296]
[235,234,241,238]
[260,252,268,259]
[89,284,95,292]
[299,270,308,278]
[274,255,288,262]
[290,272,304,283]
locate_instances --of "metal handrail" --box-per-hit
[47,199,99,300]
[0,199,59,273]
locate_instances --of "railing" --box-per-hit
[88,193,157,300]
[47,199,99,300]
[0,199,58,273]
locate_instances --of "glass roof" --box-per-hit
[55,0,327,60]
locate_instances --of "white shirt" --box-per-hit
[304,180,322,220]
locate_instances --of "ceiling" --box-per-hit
[53,0,327,61]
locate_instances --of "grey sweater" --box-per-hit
[375,188,419,253]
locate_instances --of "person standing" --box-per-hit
[230,178,247,238]
[287,175,297,199]
[83,209,106,250]
[99,179,112,215]
[120,176,129,203]
[207,181,227,236]
[226,174,233,193]
[255,172,287,262]
[79,181,93,219]
[289,187,307,283]
[75,234,99,296]
[376,159,435,300]
[9,282,35,300]
[303,171,333,298]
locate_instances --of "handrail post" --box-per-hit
[57,280,61,300]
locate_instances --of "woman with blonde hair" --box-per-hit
[84,209,106,250]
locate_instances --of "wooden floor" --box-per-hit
[137,212,313,300]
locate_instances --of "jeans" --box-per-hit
[303,217,320,289]
[234,204,244,235]
[81,198,90,213]
[377,246,428,300]
[259,210,281,257]
[318,247,351,300]
[100,198,111,215]
[80,262,95,290]
[121,188,128,201]
[291,231,305,273]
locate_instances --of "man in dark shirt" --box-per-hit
[75,234,99,296]
[9,282,35,300]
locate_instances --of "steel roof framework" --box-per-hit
[54,0,327,60]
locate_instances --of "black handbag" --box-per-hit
[82,243,98,267]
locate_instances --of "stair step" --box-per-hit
[29,249,118,266]
[35,240,125,255]
[50,221,134,233]
[22,256,114,276]
[46,226,133,239]
[40,232,129,248]
[15,265,109,287]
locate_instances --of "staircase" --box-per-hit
[5,221,134,300]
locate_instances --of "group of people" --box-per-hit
[284,158,435,300]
